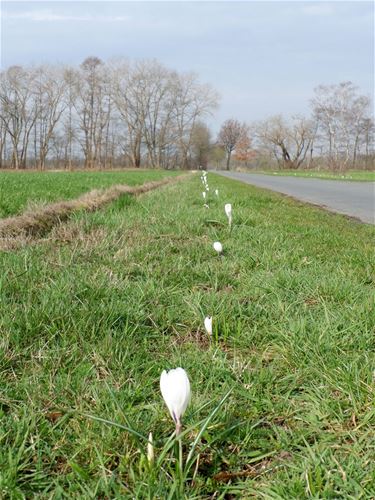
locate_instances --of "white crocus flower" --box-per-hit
[224,203,232,226]
[215,189,219,197]
[147,432,154,463]
[202,191,206,200]
[213,241,223,255]
[204,316,213,336]
[160,367,191,435]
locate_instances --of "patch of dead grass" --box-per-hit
[212,450,293,483]
[173,329,212,350]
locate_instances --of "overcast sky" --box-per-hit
[1,1,373,130]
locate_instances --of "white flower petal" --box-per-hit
[160,368,191,423]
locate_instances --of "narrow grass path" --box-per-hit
[0,173,374,498]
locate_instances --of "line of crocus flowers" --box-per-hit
[156,170,232,457]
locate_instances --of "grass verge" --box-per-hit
[0,173,374,497]
[254,169,375,181]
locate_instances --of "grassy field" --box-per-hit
[0,170,179,218]
[1,172,374,498]
[256,169,375,182]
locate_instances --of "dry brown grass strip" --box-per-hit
[0,175,189,242]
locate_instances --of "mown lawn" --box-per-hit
[256,169,375,182]
[0,173,374,498]
[0,169,179,218]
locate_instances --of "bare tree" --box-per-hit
[350,96,372,167]
[171,73,218,169]
[360,118,374,164]
[134,60,174,168]
[75,57,110,169]
[33,65,66,170]
[0,101,8,168]
[112,60,144,167]
[255,115,315,169]
[311,81,372,169]
[112,62,218,169]
[0,66,37,169]
[62,67,79,169]
[218,119,250,170]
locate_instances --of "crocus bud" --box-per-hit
[160,368,191,435]
[224,203,232,219]
[215,189,219,197]
[204,316,213,336]
[202,191,206,199]
[147,432,154,463]
[224,203,232,226]
[213,241,223,255]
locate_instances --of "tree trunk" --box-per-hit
[352,135,359,167]
[280,144,293,168]
[226,151,231,170]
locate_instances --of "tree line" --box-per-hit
[218,81,374,171]
[0,57,218,170]
[0,56,373,171]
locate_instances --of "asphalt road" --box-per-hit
[214,171,375,224]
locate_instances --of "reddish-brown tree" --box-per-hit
[218,119,250,170]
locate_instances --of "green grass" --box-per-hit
[1,173,374,498]
[256,169,375,182]
[0,169,179,218]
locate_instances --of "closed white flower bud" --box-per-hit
[160,367,191,435]
[224,203,232,226]
[147,432,154,463]
[213,241,223,254]
[204,316,213,336]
